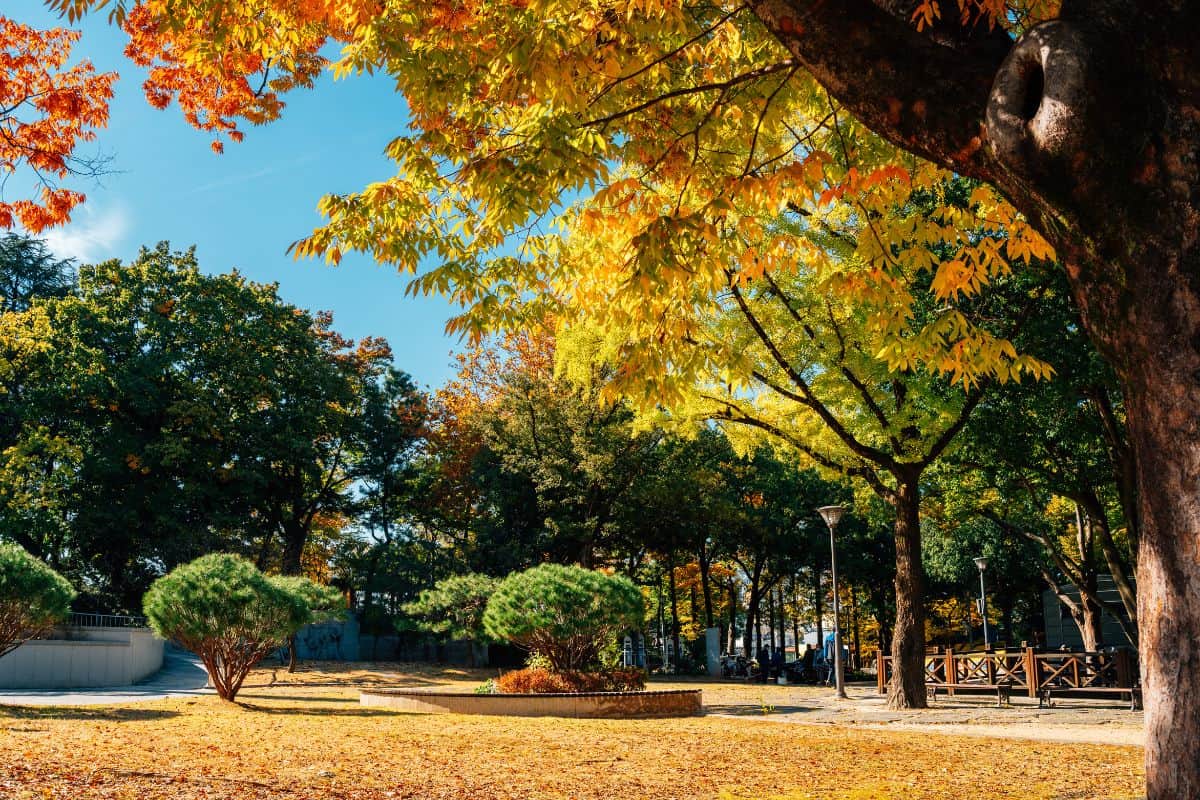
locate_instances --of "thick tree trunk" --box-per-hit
[1074,595,1104,653]
[1126,361,1200,800]
[889,477,927,709]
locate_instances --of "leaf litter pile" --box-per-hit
[0,664,1142,800]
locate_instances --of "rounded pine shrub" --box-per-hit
[143,554,340,700]
[0,542,75,658]
[483,563,643,672]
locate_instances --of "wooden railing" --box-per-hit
[877,647,1139,697]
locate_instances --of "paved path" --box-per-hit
[704,684,1146,747]
[0,648,211,706]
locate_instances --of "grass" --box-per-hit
[0,663,1144,800]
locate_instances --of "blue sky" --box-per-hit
[10,1,463,390]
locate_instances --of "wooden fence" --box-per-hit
[876,647,1138,697]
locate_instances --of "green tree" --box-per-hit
[0,234,75,314]
[0,542,75,658]
[0,243,399,610]
[143,554,330,701]
[32,2,1200,788]
[421,331,663,572]
[483,564,643,671]
[402,572,499,666]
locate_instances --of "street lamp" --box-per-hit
[817,505,847,699]
[974,556,990,649]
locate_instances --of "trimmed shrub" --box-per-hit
[483,564,643,671]
[403,573,499,641]
[143,554,336,701]
[270,575,347,624]
[495,668,646,694]
[0,543,75,658]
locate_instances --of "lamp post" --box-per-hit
[974,556,990,649]
[817,505,847,699]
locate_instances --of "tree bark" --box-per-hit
[727,580,738,653]
[698,543,715,628]
[667,552,681,670]
[767,588,777,652]
[1127,361,1200,800]
[739,4,1200,787]
[889,477,927,709]
[850,586,861,671]
[813,562,823,647]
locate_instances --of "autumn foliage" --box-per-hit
[495,668,645,694]
[0,17,114,231]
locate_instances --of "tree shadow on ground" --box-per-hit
[0,706,182,722]
[234,692,359,704]
[241,674,456,689]
[233,701,409,717]
[703,703,820,716]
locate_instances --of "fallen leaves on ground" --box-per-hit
[0,663,1143,800]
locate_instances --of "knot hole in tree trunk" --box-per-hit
[987,21,1091,178]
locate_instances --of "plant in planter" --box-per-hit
[484,563,644,692]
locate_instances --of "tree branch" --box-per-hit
[748,0,1008,179]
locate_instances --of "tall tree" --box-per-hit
[34,1,1200,790]
[0,234,76,313]
[0,243,396,610]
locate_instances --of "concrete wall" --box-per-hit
[360,688,703,718]
[0,627,164,689]
[293,616,361,661]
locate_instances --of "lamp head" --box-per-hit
[817,505,845,529]
[974,556,989,572]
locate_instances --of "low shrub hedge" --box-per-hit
[495,667,646,694]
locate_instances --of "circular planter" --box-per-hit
[360,688,702,718]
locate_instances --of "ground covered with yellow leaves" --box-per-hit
[0,663,1143,800]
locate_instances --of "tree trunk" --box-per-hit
[727,581,738,653]
[1126,364,1200,800]
[743,567,762,658]
[745,4,1200,791]
[1073,595,1105,652]
[850,586,861,671]
[668,551,682,670]
[889,477,927,709]
[813,564,824,647]
[767,589,777,652]
[699,543,715,629]
[1083,499,1139,643]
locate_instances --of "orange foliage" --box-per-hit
[119,2,327,152]
[495,667,646,694]
[0,17,115,231]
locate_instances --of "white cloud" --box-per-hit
[42,204,130,264]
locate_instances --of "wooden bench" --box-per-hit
[927,681,1013,707]
[1038,685,1142,711]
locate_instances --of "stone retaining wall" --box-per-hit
[0,627,164,689]
[360,688,702,718]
